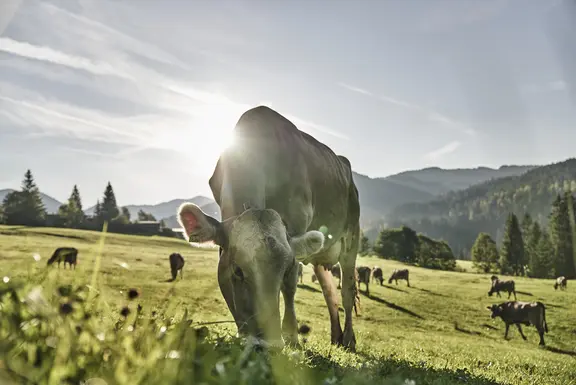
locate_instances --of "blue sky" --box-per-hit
[1,0,575,206]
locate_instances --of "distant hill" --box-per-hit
[84,196,214,220]
[389,158,576,256]
[0,189,62,214]
[384,165,535,196]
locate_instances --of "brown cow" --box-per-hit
[487,301,549,346]
[169,253,185,281]
[356,266,372,295]
[298,262,304,284]
[177,106,361,351]
[554,276,567,290]
[330,263,342,289]
[372,266,384,286]
[388,268,410,287]
[488,276,517,300]
[47,247,78,269]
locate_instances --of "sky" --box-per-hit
[1,0,575,206]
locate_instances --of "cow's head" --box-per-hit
[487,304,502,318]
[177,203,324,347]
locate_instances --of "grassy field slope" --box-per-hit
[1,226,575,385]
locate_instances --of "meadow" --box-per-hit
[0,225,575,385]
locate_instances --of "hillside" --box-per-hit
[124,166,534,229]
[1,225,575,384]
[0,188,62,214]
[390,158,576,255]
[384,165,535,196]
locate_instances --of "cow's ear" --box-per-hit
[177,203,223,245]
[290,230,324,260]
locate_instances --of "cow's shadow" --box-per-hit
[454,322,482,336]
[516,291,534,297]
[297,284,322,294]
[413,287,448,298]
[545,346,576,357]
[361,293,424,320]
[380,284,408,293]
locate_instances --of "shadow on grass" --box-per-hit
[18,228,90,241]
[298,284,322,294]
[413,287,448,298]
[381,285,408,293]
[543,303,565,309]
[516,291,534,297]
[480,323,499,331]
[309,349,502,385]
[454,323,482,336]
[362,293,424,320]
[545,346,576,357]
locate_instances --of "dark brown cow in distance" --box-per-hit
[488,275,517,300]
[554,276,567,290]
[372,266,384,286]
[331,263,342,289]
[356,266,372,295]
[487,301,549,346]
[47,247,78,269]
[177,106,361,351]
[388,268,410,287]
[169,253,185,281]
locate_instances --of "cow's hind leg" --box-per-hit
[516,324,527,340]
[504,323,510,339]
[537,326,546,346]
[281,260,300,347]
[313,264,343,346]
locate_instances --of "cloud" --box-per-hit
[424,141,462,160]
[520,80,568,95]
[0,1,347,155]
[338,82,476,136]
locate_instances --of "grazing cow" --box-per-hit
[356,266,372,295]
[47,247,78,269]
[487,301,549,346]
[388,268,410,287]
[372,267,384,286]
[177,106,361,351]
[554,276,567,290]
[298,262,304,284]
[311,273,317,283]
[488,276,517,300]
[169,253,185,281]
[331,264,342,289]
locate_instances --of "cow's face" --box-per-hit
[177,203,324,347]
[487,304,502,318]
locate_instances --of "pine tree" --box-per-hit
[500,212,525,276]
[58,185,85,228]
[137,210,156,222]
[94,200,102,220]
[99,182,120,222]
[521,213,533,264]
[358,231,371,256]
[3,170,46,225]
[549,193,576,277]
[471,232,499,273]
[533,229,555,278]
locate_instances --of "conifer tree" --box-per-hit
[500,212,525,276]
[471,232,499,273]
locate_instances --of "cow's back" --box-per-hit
[209,106,358,249]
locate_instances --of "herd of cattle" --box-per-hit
[47,244,568,347]
[42,107,572,352]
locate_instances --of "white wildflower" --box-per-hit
[96,332,105,341]
[2,276,9,283]
[33,253,41,261]
[166,350,181,359]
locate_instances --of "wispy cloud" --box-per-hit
[338,82,476,136]
[520,79,568,95]
[0,1,347,167]
[424,141,462,161]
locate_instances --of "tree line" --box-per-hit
[471,191,576,278]
[368,225,457,271]
[0,170,173,237]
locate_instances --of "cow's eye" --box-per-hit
[233,266,244,280]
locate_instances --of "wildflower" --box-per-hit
[120,307,130,317]
[33,254,41,261]
[60,302,73,315]
[127,288,139,300]
[2,276,9,283]
[298,324,311,335]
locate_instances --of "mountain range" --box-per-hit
[1,165,535,230]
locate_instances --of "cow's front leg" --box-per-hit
[516,324,527,340]
[313,264,342,346]
[281,261,300,348]
[504,323,510,339]
[497,291,502,298]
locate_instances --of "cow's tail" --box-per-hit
[539,302,549,333]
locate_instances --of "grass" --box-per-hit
[1,225,575,385]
